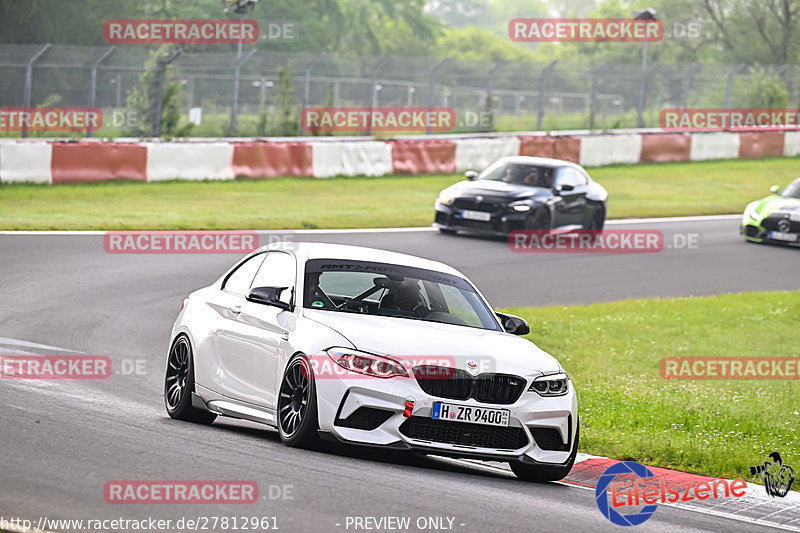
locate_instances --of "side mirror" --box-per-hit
[555,183,575,194]
[495,312,530,336]
[465,170,478,181]
[770,185,781,194]
[247,286,292,311]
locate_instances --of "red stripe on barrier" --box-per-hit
[553,136,580,163]
[564,458,722,489]
[640,133,691,163]
[231,142,313,178]
[738,132,785,159]
[518,136,555,158]
[391,139,456,175]
[51,143,147,184]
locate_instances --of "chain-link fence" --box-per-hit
[2,43,799,137]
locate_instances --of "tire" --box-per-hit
[277,354,320,448]
[510,425,579,482]
[587,205,606,230]
[525,207,551,230]
[164,335,217,424]
[438,228,457,235]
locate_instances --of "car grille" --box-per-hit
[399,416,528,450]
[334,407,394,431]
[762,216,800,233]
[743,225,763,238]
[452,198,505,213]
[413,366,526,405]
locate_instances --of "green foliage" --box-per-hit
[257,66,299,136]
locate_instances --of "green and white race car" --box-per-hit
[741,178,800,246]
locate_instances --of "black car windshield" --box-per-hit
[303,259,502,331]
[782,180,800,199]
[478,162,555,188]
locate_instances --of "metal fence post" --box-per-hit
[636,63,658,128]
[301,52,326,135]
[485,60,507,131]
[682,64,701,109]
[427,57,454,134]
[536,60,557,131]
[589,62,610,130]
[726,64,746,109]
[21,43,51,138]
[229,48,256,135]
[151,47,182,138]
[88,46,115,137]
[366,55,390,136]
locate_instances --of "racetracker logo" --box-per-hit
[300,107,455,133]
[1,356,111,379]
[596,462,747,526]
[509,230,663,253]
[305,354,463,380]
[103,481,258,504]
[104,19,258,44]
[0,108,101,133]
[661,108,800,132]
[661,356,800,380]
[103,231,259,254]
[509,18,663,43]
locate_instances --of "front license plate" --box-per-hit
[461,209,491,222]
[432,402,510,427]
[769,231,798,242]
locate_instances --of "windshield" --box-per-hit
[782,180,800,199]
[478,162,555,188]
[303,259,502,331]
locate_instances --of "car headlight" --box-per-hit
[745,204,761,220]
[437,193,454,205]
[326,348,408,378]
[529,372,569,396]
[509,200,532,212]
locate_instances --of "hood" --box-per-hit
[303,309,561,376]
[446,180,551,201]
[752,195,800,220]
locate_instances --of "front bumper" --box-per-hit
[434,201,529,236]
[314,374,578,466]
[741,214,800,246]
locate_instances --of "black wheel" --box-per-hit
[510,425,579,482]
[164,335,217,424]
[587,205,606,230]
[438,227,457,235]
[525,207,551,230]
[277,355,320,448]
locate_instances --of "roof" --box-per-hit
[257,241,465,277]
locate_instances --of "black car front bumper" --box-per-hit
[434,201,529,236]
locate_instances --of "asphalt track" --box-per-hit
[1,216,798,533]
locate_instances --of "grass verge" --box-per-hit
[0,157,795,230]
[505,290,800,483]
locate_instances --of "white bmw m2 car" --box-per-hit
[164,243,578,481]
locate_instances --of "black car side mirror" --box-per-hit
[465,170,478,181]
[495,312,530,336]
[554,183,575,195]
[247,286,292,311]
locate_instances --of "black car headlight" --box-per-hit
[529,372,569,396]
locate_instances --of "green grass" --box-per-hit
[0,157,796,230]
[505,290,800,483]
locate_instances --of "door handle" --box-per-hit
[231,305,241,316]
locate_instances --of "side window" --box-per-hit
[251,252,296,304]
[557,168,584,188]
[223,253,266,295]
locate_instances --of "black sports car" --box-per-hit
[434,156,609,236]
